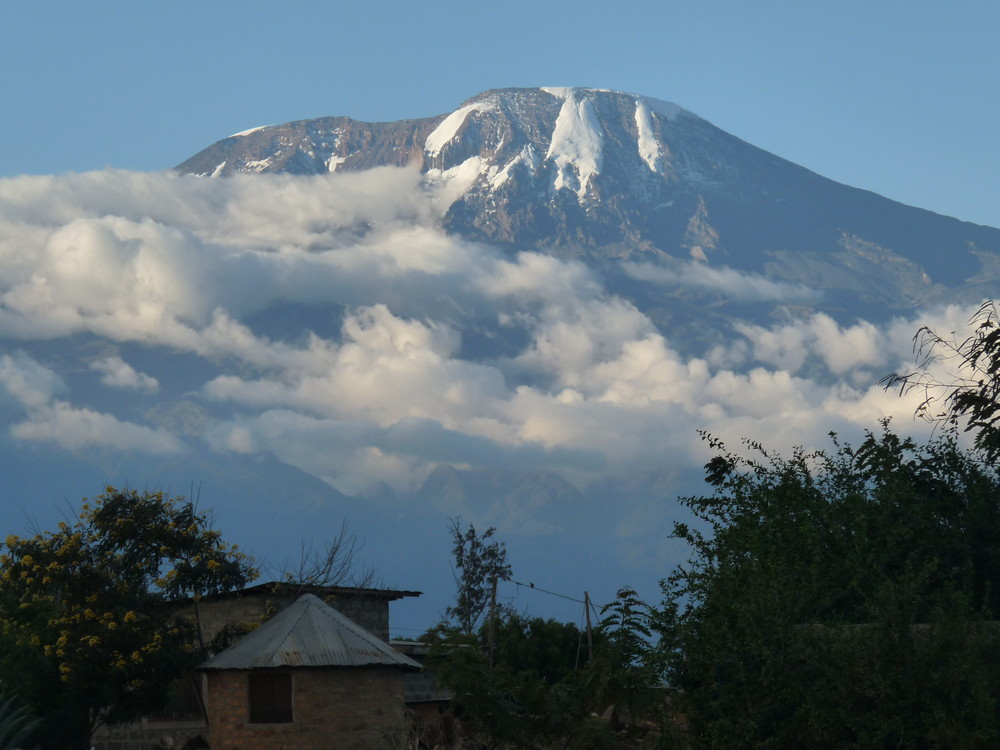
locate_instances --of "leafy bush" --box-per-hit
[0,691,38,750]
[658,425,1000,747]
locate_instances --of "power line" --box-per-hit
[510,579,585,604]
[509,579,598,662]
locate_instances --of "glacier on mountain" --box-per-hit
[546,92,605,199]
[425,101,496,158]
[635,99,664,174]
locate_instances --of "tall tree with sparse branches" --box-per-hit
[445,518,511,636]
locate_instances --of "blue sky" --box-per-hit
[1,1,998,628]
[2,1,998,228]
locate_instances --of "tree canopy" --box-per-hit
[445,518,512,636]
[428,519,669,748]
[657,425,1000,748]
[0,487,255,750]
[422,304,1000,748]
[882,300,1000,463]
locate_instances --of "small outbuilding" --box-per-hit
[198,593,421,750]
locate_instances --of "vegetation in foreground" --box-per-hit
[0,488,255,750]
[659,424,1000,748]
[3,306,1000,748]
[425,304,1000,748]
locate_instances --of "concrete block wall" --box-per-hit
[179,587,392,645]
[206,668,408,750]
[91,720,206,750]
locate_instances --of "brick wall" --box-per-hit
[179,587,391,644]
[91,720,206,750]
[207,668,408,750]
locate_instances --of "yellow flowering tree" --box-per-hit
[0,486,256,750]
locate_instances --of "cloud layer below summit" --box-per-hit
[0,168,978,499]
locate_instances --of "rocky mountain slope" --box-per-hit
[178,87,1000,314]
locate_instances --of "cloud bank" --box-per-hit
[0,168,983,501]
[622,259,822,304]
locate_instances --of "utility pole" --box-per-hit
[584,590,594,661]
[488,573,498,669]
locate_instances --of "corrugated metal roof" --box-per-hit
[230,582,423,602]
[189,581,422,606]
[198,594,421,671]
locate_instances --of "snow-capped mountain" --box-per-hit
[6,88,1000,632]
[178,87,1000,314]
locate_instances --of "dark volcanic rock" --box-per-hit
[177,87,1000,314]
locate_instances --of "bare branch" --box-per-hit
[881,301,1000,461]
[274,520,380,589]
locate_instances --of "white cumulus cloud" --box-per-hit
[622,259,822,303]
[90,355,160,392]
[0,351,182,454]
[0,167,984,499]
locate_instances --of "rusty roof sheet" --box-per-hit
[198,594,421,671]
[233,582,422,601]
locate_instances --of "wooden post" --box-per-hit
[584,591,594,661]
[489,574,498,669]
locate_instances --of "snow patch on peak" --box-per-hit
[425,156,485,213]
[541,86,626,99]
[546,94,605,200]
[425,102,496,158]
[489,144,543,189]
[243,157,275,172]
[229,125,271,138]
[634,100,663,174]
[644,97,685,121]
[540,86,575,100]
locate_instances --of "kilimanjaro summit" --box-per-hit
[2,87,998,630]
[179,87,1000,321]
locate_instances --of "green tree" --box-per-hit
[657,425,1000,748]
[431,521,666,747]
[0,487,256,750]
[493,613,591,685]
[428,612,599,748]
[882,300,1000,463]
[445,518,512,636]
[583,586,659,715]
[426,520,517,745]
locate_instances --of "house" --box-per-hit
[183,581,423,645]
[90,582,422,750]
[199,594,421,750]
